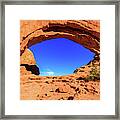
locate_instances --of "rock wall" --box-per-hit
[20,49,36,65]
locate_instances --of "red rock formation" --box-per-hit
[20,20,100,56]
[20,75,100,100]
[20,20,100,100]
[20,49,36,65]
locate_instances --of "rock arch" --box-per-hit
[20,20,100,57]
[20,20,100,100]
[20,20,100,75]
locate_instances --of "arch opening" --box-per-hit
[29,38,95,76]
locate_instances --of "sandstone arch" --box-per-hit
[20,20,100,100]
[20,20,100,57]
[20,20,100,75]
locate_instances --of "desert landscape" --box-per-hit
[20,20,100,100]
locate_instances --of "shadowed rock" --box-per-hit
[68,96,74,100]
[21,64,40,75]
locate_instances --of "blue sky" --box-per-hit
[29,38,95,76]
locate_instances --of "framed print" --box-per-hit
[0,0,119,119]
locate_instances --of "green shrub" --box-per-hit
[85,66,100,81]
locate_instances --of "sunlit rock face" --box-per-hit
[20,20,100,100]
[20,49,36,65]
[20,20,100,56]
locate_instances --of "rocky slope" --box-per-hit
[20,72,100,100]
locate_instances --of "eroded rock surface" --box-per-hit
[20,20,100,100]
[20,75,100,100]
[20,49,36,65]
[20,20,100,56]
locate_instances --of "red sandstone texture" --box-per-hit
[20,20,100,100]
